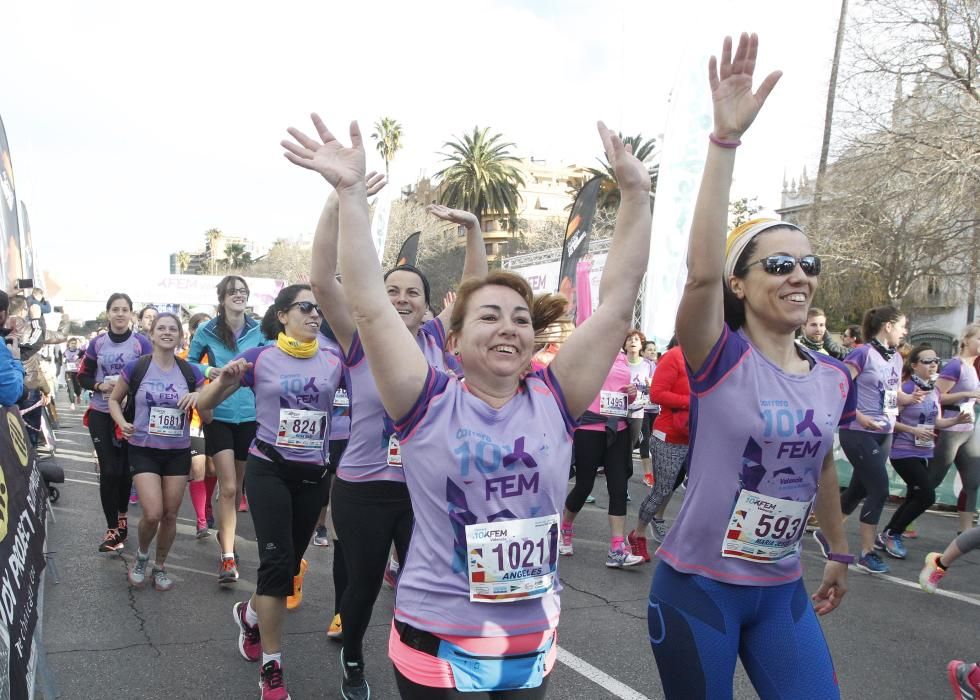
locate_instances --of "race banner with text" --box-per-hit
[0,115,23,292]
[557,176,601,324]
[0,407,47,700]
[395,231,421,268]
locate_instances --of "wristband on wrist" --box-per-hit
[205,366,213,379]
[709,133,742,149]
[826,552,854,565]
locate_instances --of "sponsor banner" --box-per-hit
[18,202,37,285]
[557,177,601,323]
[511,254,607,318]
[0,408,47,700]
[0,115,22,292]
[395,231,421,268]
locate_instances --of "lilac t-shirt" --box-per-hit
[393,366,577,637]
[841,343,903,433]
[238,341,343,466]
[121,358,205,449]
[627,357,655,418]
[891,380,941,459]
[657,327,855,586]
[938,357,978,433]
[85,333,153,413]
[64,348,83,371]
[338,318,450,483]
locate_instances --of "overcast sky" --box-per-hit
[4,0,842,288]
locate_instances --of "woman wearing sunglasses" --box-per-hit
[647,34,856,700]
[833,305,926,573]
[187,275,268,584]
[198,284,343,699]
[931,322,980,536]
[878,344,973,558]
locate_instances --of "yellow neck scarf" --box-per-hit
[277,332,318,359]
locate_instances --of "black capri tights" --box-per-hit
[839,429,893,526]
[87,409,132,530]
[565,428,633,517]
[244,455,329,597]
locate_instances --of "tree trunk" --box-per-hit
[812,0,849,227]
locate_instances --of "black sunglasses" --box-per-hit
[287,301,322,316]
[917,358,939,365]
[748,254,821,277]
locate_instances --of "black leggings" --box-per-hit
[640,412,656,460]
[393,667,550,699]
[87,409,131,529]
[328,440,350,617]
[244,455,330,597]
[884,457,936,535]
[332,477,413,665]
[565,428,633,516]
[65,372,82,401]
[839,429,893,525]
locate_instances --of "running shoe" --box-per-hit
[559,527,573,556]
[812,528,831,558]
[947,660,980,700]
[152,567,174,591]
[128,552,150,587]
[919,552,948,593]
[99,529,123,553]
[286,559,308,610]
[206,509,215,529]
[129,485,138,505]
[606,547,644,568]
[233,601,262,662]
[340,648,370,700]
[238,494,249,512]
[855,551,889,574]
[69,402,76,411]
[584,495,596,504]
[648,518,668,543]
[195,525,210,540]
[259,660,290,700]
[804,513,820,533]
[313,525,331,547]
[116,515,128,544]
[904,521,919,539]
[626,530,650,563]
[382,557,400,590]
[219,556,240,585]
[874,530,907,559]
[642,473,655,488]
[327,613,343,642]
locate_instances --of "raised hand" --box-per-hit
[427,204,479,229]
[708,33,782,141]
[366,171,387,197]
[282,114,366,192]
[597,121,649,195]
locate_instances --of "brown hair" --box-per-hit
[622,329,646,352]
[149,312,184,342]
[448,270,567,338]
[215,276,250,351]
[862,305,903,343]
[807,307,826,320]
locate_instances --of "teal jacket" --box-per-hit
[188,316,267,424]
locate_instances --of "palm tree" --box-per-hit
[371,117,403,178]
[580,133,658,211]
[176,250,191,274]
[205,228,223,274]
[435,127,526,230]
[224,242,252,270]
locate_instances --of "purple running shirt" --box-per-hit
[84,333,153,413]
[840,343,903,433]
[338,318,451,483]
[392,366,577,637]
[657,327,856,586]
[891,380,941,460]
[121,358,205,450]
[236,341,344,466]
[938,357,978,433]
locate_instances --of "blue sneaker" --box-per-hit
[812,529,831,558]
[855,551,890,574]
[873,530,907,559]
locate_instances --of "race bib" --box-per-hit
[103,374,120,384]
[148,406,186,437]
[276,409,327,449]
[599,391,628,418]
[721,489,810,564]
[883,389,899,418]
[914,424,935,448]
[961,400,976,418]
[465,514,559,603]
[333,389,349,408]
[65,362,79,373]
[387,435,402,467]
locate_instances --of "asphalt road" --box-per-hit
[39,398,979,699]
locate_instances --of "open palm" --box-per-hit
[708,33,782,141]
[282,114,366,191]
[598,121,649,194]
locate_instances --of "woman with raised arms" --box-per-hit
[281,113,650,698]
[648,34,856,699]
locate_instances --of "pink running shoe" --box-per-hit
[259,659,290,700]
[233,601,261,662]
[918,552,947,593]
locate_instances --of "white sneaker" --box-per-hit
[559,528,573,556]
[606,548,644,568]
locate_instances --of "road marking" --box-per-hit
[64,476,100,487]
[56,447,96,458]
[556,646,652,700]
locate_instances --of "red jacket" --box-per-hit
[650,346,690,444]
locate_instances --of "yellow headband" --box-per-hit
[724,218,804,289]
